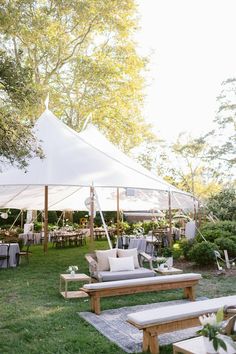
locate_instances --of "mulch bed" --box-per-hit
[174,259,236,278]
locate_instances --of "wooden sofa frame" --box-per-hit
[81,273,201,315]
[127,295,236,354]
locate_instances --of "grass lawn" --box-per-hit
[0,241,235,354]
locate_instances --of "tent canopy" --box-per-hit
[0,109,195,211]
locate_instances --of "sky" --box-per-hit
[136,0,236,142]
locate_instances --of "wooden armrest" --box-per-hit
[85,254,98,273]
[85,255,97,266]
[139,251,154,270]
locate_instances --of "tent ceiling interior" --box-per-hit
[0,110,195,212]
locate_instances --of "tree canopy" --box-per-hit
[0,51,42,169]
[0,0,153,160]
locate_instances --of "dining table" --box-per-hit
[0,243,20,268]
[18,232,42,245]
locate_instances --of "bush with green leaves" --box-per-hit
[189,241,219,266]
[214,237,236,258]
[230,236,236,243]
[171,242,182,259]
[179,238,196,260]
[197,221,236,243]
[162,247,173,258]
[141,221,159,234]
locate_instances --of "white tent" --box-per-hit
[0,109,194,211]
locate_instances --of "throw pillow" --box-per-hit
[108,256,135,272]
[95,249,117,271]
[117,248,140,268]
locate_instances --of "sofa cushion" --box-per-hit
[93,267,156,282]
[95,249,117,271]
[109,256,135,272]
[117,248,140,268]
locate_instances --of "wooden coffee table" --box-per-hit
[60,273,91,299]
[173,336,235,354]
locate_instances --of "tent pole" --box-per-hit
[95,190,112,249]
[116,188,120,237]
[20,209,24,229]
[168,191,172,246]
[44,185,48,253]
[89,186,94,248]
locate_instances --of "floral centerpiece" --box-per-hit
[155,257,167,269]
[197,308,232,353]
[67,265,78,276]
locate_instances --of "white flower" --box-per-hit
[199,313,217,326]
[67,265,78,272]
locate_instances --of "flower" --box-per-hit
[197,308,227,352]
[67,265,78,273]
[156,257,167,265]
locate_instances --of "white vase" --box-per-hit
[203,337,217,354]
[166,257,173,269]
[158,263,165,270]
[70,270,75,276]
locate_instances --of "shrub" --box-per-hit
[171,243,182,259]
[34,222,42,231]
[197,221,236,243]
[142,221,159,234]
[179,238,196,260]
[162,247,173,257]
[230,236,236,243]
[214,237,236,258]
[189,241,219,266]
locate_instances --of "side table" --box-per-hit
[60,273,91,299]
[154,267,183,275]
[173,336,235,354]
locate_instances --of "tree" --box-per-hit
[0,51,42,169]
[206,187,236,221]
[157,133,222,199]
[203,78,236,171]
[0,1,154,152]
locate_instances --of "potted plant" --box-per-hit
[67,265,78,276]
[162,247,173,269]
[197,308,235,353]
[155,257,167,270]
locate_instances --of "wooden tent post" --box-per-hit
[20,209,24,229]
[168,191,172,246]
[44,185,48,253]
[117,188,120,237]
[89,186,95,247]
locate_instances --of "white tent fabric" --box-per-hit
[0,109,194,211]
[0,185,195,211]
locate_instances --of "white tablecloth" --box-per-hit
[19,233,41,245]
[0,243,20,268]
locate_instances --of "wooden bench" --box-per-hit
[81,273,201,315]
[127,295,236,354]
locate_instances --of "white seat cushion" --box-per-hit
[127,295,236,327]
[83,272,202,290]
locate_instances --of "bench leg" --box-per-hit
[143,329,159,354]
[184,286,195,301]
[143,329,150,352]
[91,295,101,315]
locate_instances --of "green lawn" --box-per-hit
[0,241,235,354]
